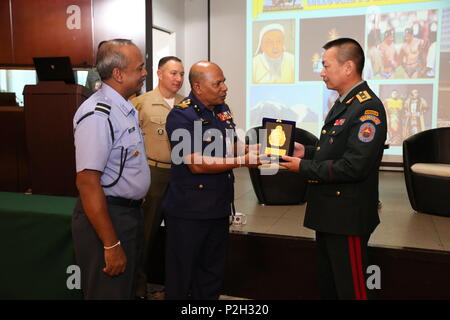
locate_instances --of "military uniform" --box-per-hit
[162,92,236,299]
[72,83,151,299]
[130,87,184,297]
[300,81,387,299]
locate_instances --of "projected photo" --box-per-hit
[438,52,450,128]
[262,0,304,12]
[437,91,450,128]
[249,84,320,134]
[299,15,366,81]
[366,9,438,80]
[253,19,295,84]
[379,84,433,146]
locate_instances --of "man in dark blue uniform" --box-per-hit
[282,38,387,299]
[162,61,261,299]
[72,39,150,299]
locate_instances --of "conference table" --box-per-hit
[0,192,82,299]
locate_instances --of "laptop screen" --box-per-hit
[33,57,76,84]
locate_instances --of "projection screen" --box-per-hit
[246,0,450,163]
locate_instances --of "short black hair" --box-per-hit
[323,38,365,76]
[158,56,182,69]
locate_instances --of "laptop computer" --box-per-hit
[33,56,76,84]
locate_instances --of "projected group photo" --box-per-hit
[247,0,450,158]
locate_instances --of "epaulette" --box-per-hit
[94,102,112,116]
[175,99,191,109]
[355,91,372,103]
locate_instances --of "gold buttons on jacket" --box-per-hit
[133,150,139,157]
[198,184,204,189]
[336,191,341,196]
[331,130,336,135]
[316,146,321,151]
[322,130,327,135]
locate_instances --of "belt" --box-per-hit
[148,159,171,169]
[106,196,143,208]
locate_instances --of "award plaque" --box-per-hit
[261,118,296,162]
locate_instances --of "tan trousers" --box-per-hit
[134,165,170,296]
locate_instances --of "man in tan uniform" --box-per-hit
[131,56,185,298]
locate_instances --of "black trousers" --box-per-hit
[316,232,371,300]
[165,216,229,300]
[72,198,143,300]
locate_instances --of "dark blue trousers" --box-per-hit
[165,216,229,300]
[72,198,143,300]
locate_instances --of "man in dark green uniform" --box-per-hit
[282,38,387,300]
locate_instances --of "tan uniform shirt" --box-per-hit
[131,87,184,164]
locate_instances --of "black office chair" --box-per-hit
[246,126,318,205]
[403,127,450,217]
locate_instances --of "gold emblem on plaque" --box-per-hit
[268,125,286,147]
[265,125,287,156]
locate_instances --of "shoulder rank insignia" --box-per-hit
[95,102,111,115]
[356,91,372,103]
[176,99,191,109]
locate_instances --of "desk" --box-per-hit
[0,192,81,299]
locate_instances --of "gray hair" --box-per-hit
[96,39,135,80]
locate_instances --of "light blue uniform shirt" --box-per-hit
[73,83,150,200]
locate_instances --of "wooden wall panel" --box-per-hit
[11,0,93,66]
[0,0,13,64]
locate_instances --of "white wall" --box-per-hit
[152,0,244,117]
[152,0,208,96]
[210,0,246,130]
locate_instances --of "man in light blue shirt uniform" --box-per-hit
[72,39,150,299]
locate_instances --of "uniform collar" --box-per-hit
[339,80,366,103]
[101,83,136,116]
[188,91,209,113]
[154,87,184,109]
[153,87,169,107]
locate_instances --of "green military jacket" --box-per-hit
[301,81,387,235]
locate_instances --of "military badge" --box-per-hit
[359,115,381,125]
[364,110,379,117]
[334,119,346,126]
[217,111,232,121]
[358,122,376,143]
[345,97,355,105]
[176,99,191,109]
